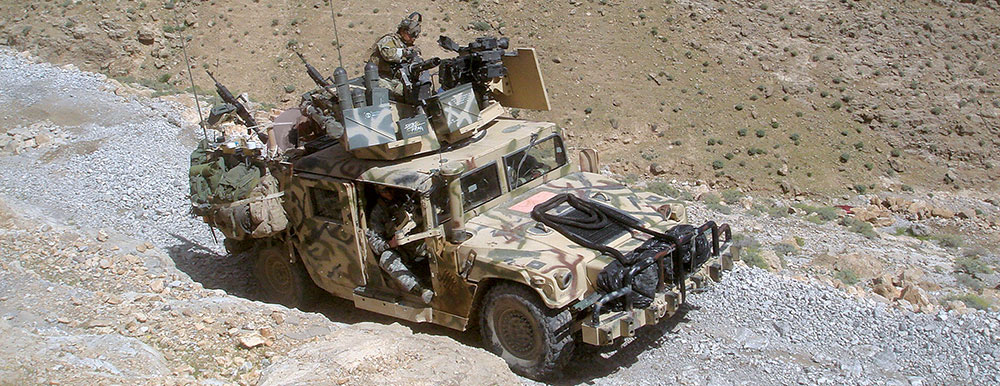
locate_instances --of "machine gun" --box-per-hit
[437,35,509,102]
[206,70,267,142]
[395,55,441,106]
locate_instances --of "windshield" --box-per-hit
[503,135,567,190]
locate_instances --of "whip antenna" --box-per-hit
[328,0,344,68]
[173,8,207,140]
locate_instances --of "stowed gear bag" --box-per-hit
[188,140,288,240]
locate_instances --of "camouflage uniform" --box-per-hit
[369,33,410,96]
[364,195,431,301]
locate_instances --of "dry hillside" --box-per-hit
[1,0,998,197]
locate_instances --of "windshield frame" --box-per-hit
[501,133,568,191]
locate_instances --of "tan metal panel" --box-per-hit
[495,48,551,111]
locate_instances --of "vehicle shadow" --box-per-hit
[164,232,692,378]
[165,232,258,299]
[163,232,482,346]
[554,305,697,385]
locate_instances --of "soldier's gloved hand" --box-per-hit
[403,47,421,60]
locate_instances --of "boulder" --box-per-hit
[931,206,954,219]
[899,284,930,307]
[137,25,156,44]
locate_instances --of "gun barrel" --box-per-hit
[411,57,441,75]
[297,52,331,88]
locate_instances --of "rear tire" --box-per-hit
[252,243,319,309]
[480,283,575,380]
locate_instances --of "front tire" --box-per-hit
[252,243,318,309]
[480,283,575,380]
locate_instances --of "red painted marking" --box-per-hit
[509,191,558,213]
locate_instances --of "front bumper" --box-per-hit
[579,221,735,346]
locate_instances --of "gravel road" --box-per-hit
[0,48,255,297]
[2,48,998,385]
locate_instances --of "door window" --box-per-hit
[460,162,502,212]
[311,187,343,223]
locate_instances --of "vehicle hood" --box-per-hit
[461,172,685,307]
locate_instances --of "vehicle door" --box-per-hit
[289,176,367,297]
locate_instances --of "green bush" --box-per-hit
[773,243,797,257]
[712,160,725,170]
[840,153,851,163]
[853,184,867,194]
[834,269,859,285]
[721,189,742,204]
[755,129,766,138]
[935,233,963,249]
[949,293,991,310]
[471,21,491,31]
[742,245,769,270]
[767,205,789,218]
[839,217,877,239]
[955,257,993,275]
[647,182,692,200]
[738,128,748,137]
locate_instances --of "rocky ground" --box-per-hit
[0,48,518,385]
[2,47,999,385]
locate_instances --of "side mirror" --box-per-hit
[578,148,599,173]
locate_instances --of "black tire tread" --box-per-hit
[480,282,575,380]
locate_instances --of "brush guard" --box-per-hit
[530,193,733,345]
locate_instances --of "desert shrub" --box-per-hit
[767,205,789,218]
[793,236,805,246]
[735,104,744,111]
[839,153,851,163]
[712,160,724,170]
[834,269,859,285]
[471,21,491,31]
[738,128,748,137]
[954,256,993,275]
[891,148,902,157]
[742,245,769,270]
[853,184,867,194]
[755,129,766,138]
[771,121,780,128]
[948,293,991,310]
[839,217,877,239]
[647,182,692,200]
[937,234,963,249]
[930,107,943,115]
[773,243,797,257]
[721,189,742,204]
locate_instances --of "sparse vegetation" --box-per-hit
[839,217,877,239]
[948,293,991,310]
[834,269,860,285]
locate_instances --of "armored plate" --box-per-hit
[434,83,479,132]
[343,104,396,149]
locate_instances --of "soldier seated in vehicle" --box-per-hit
[364,184,434,303]
[369,12,423,97]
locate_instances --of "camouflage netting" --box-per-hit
[189,140,288,240]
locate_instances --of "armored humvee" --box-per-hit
[189,36,733,379]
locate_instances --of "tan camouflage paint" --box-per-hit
[285,175,368,299]
[281,114,719,334]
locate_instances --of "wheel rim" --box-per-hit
[492,298,544,361]
[260,250,295,300]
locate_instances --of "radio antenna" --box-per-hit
[327,0,344,68]
[173,8,207,140]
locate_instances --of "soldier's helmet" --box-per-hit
[207,103,237,126]
[397,12,422,36]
